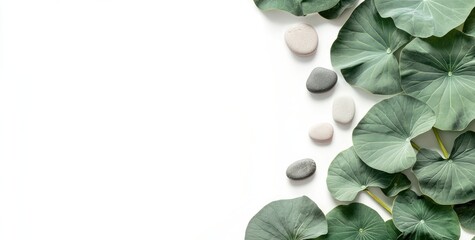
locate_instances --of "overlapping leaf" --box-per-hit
[254,0,339,16]
[327,147,394,201]
[330,0,411,94]
[319,0,358,19]
[245,196,327,240]
[454,200,475,231]
[413,131,475,205]
[400,30,475,131]
[374,0,475,38]
[386,220,401,239]
[464,8,475,37]
[353,95,436,173]
[323,203,389,240]
[393,191,460,240]
[382,173,411,198]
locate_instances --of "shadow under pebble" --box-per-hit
[288,173,316,187]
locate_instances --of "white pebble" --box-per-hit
[309,123,333,141]
[284,23,318,56]
[332,96,355,124]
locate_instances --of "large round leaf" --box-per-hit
[413,131,475,205]
[324,203,389,240]
[253,0,339,16]
[327,147,394,201]
[454,200,475,231]
[330,0,411,95]
[319,0,358,19]
[463,8,475,37]
[393,191,460,240]
[353,95,436,173]
[382,173,411,198]
[245,196,327,240]
[400,30,475,131]
[374,0,475,38]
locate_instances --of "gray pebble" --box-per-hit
[286,158,316,180]
[332,96,355,124]
[309,123,334,141]
[306,67,338,93]
[284,23,318,56]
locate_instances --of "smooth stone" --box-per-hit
[309,123,334,141]
[332,96,355,124]
[306,67,338,93]
[284,23,318,56]
[286,158,316,180]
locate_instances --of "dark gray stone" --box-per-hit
[286,158,316,180]
[306,67,338,93]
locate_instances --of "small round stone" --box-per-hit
[286,158,316,180]
[332,96,355,124]
[306,67,338,93]
[284,23,318,56]
[309,123,334,141]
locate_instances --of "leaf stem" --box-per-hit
[410,141,421,151]
[365,189,392,214]
[432,128,449,159]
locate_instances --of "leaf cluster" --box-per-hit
[327,2,475,236]
[247,0,475,239]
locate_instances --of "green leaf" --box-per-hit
[330,0,411,95]
[400,29,475,131]
[253,0,339,16]
[386,220,401,239]
[324,203,389,240]
[353,95,436,173]
[327,147,393,201]
[319,0,358,19]
[393,191,460,240]
[245,196,327,240]
[413,131,475,205]
[382,173,411,198]
[463,8,475,37]
[374,0,475,38]
[454,200,475,231]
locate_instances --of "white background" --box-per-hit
[0,0,473,239]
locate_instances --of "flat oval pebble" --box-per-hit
[306,67,338,93]
[332,96,355,124]
[309,123,334,141]
[284,23,318,56]
[286,158,316,180]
